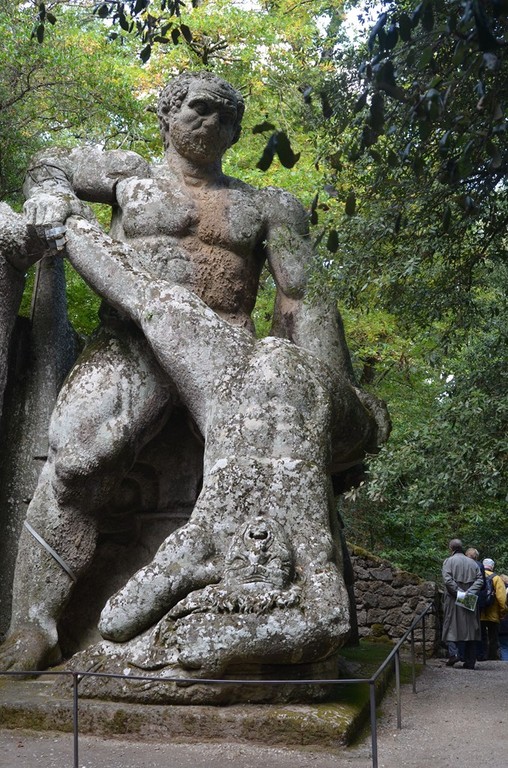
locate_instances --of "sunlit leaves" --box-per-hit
[0,3,152,203]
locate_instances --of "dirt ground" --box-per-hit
[1,657,507,768]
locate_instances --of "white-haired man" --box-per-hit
[480,558,507,660]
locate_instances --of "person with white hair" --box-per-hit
[498,575,508,661]
[480,558,507,660]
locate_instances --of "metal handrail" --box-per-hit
[0,601,435,768]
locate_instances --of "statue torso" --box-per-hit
[111,167,267,329]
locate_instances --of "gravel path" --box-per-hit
[1,658,507,768]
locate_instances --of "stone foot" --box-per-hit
[0,626,61,674]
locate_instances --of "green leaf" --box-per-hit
[486,140,502,169]
[180,24,192,43]
[345,190,357,216]
[442,204,452,232]
[275,131,300,169]
[369,92,384,132]
[353,92,368,113]
[96,4,110,19]
[411,2,424,26]
[439,130,451,154]
[140,44,152,63]
[419,46,434,68]
[387,150,399,168]
[134,0,149,14]
[452,40,468,66]
[257,133,278,172]
[326,229,339,253]
[119,13,130,32]
[310,193,319,225]
[421,2,434,32]
[252,121,276,134]
[398,12,412,42]
[368,13,388,52]
[384,24,399,50]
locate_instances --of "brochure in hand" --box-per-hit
[456,590,478,612]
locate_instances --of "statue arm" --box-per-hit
[264,188,391,456]
[264,188,357,382]
[23,145,151,224]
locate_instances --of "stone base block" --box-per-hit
[0,674,373,748]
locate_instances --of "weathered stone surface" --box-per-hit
[392,571,421,588]
[0,658,394,747]
[0,72,388,701]
[0,202,46,427]
[0,207,78,638]
[370,567,393,582]
[0,259,78,635]
[53,224,355,697]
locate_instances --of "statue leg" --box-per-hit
[99,519,219,642]
[64,217,254,432]
[0,328,173,672]
[60,218,349,670]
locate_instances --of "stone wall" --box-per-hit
[350,544,441,654]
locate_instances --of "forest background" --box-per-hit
[1,0,507,581]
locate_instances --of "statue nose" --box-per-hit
[203,112,219,128]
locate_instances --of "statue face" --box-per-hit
[168,81,240,164]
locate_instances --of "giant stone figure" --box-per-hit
[0,71,388,702]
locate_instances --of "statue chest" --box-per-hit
[116,178,264,255]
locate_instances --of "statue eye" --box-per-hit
[192,100,209,116]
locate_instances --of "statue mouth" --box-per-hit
[242,575,272,583]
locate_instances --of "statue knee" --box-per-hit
[51,447,101,506]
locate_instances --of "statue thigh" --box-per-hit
[48,324,174,512]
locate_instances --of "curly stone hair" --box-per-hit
[157,71,245,151]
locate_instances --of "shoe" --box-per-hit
[446,656,459,666]
[461,664,475,669]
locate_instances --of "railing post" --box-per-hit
[72,672,79,768]
[369,680,378,768]
[410,629,417,693]
[395,649,402,730]
[422,613,427,666]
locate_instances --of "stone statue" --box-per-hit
[0,206,51,424]
[0,71,388,695]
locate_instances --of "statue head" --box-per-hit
[157,71,245,161]
[224,515,294,590]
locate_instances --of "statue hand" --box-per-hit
[23,191,94,227]
[354,387,391,445]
